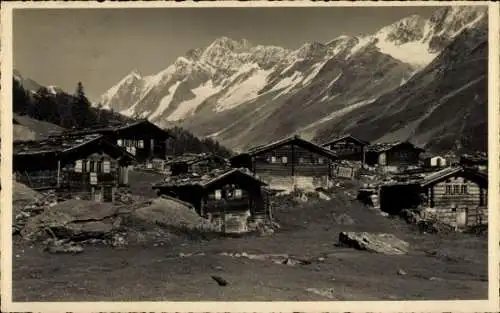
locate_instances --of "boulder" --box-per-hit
[338,231,410,255]
[21,199,119,241]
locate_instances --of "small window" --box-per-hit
[318,158,324,164]
[214,190,222,200]
[461,185,468,194]
[96,161,103,173]
[282,156,288,164]
[90,172,98,185]
[299,157,305,164]
[102,160,111,173]
[117,139,123,146]
[271,156,277,163]
[234,189,242,199]
[75,160,83,173]
[453,185,460,194]
[445,185,452,194]
[89,160,96,173]
[138,140,144,149]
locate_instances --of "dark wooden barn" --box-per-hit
[230,135,338,192]
[57,119,174,164]
[321,134,369,163]
[459,152,487,171]
[365,141,424,172]
[379,182,423,215]
[419,166,488,229]
[14,134,135,202]
[165,153,230,176]
[152,168,271,234]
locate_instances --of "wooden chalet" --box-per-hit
[365,141,424,172]
[460,152,487,171]
[419,166,488,228]
[153,168,271,234]
[13,134,135,202]
[321,134,369,163]
[165,153,230,176]
[57,119,174,164]
[230,135,338,192]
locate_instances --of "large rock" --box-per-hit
[21,199,120,240]
[338,231,409,255]
[129,197,214,232]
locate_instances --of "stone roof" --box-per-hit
[14,134,103,155]
[152,167,267,189]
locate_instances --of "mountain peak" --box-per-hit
[209,37,252,52]
[128,69,142,79]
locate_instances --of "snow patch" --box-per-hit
[375,34,438,67]
[47,86,59,95]
[167,80,222,121]
[270,71,304,100]
[302,61,326,86]
[346,36,373,59]
[326,73,342,89]
[304,98,378,132]
[215,67,273,112]
[149,80,182,120]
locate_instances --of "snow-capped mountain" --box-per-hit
[14,69,66,95]
[97,6,487,152]
[315,23,488,154]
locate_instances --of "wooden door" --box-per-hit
[456,208,468,227]
[103,186,113,202]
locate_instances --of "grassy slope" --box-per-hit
[13,114,66,141]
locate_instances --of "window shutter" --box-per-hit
[103,160,111,173]
[90,172,98,185]
[75,160,83,173]
[215,190,222,200]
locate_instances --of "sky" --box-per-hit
[13,6,440,101]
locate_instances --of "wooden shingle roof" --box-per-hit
[244,135,337,159]
[321,134,370,147]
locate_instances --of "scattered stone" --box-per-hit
[429,276,443,281]
[318,192,331,201]
[44,239,83,254]
[338,231,410,255]
[306,288,336,299]
[397,269,407,276]
[332,213,355,225]
[317,257,326,262]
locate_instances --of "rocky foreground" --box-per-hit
[12,178,487,301]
